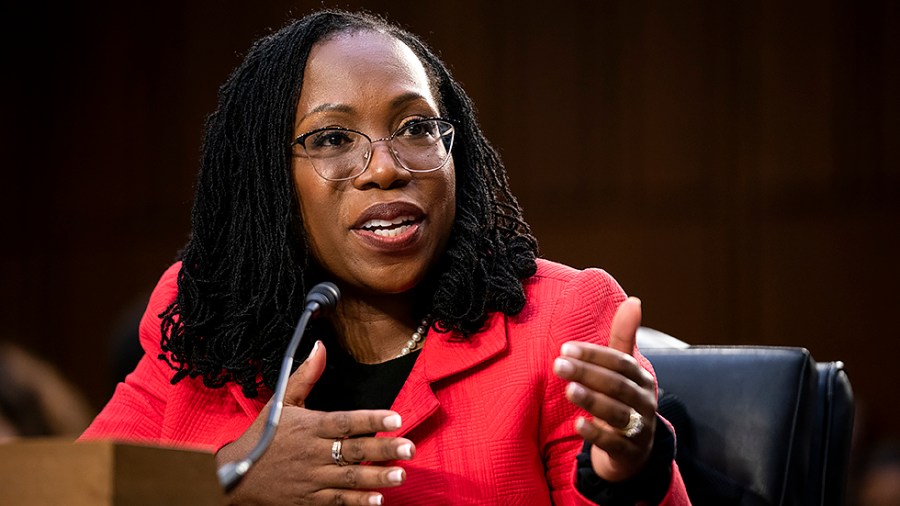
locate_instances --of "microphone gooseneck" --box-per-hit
[217,282,340,492]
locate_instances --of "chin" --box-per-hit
[321,249,443,298]
[364,275,425,296]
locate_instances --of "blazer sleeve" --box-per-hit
[79,262,182,445]
[539,268,691,506]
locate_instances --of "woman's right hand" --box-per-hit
[216,341,414,505]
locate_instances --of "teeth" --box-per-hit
[370,223,413,237]
[361,215,416,230]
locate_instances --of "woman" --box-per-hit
[82,10,689,505]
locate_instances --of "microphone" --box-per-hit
[217,282,340,492]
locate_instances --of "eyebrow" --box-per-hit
[299,92,435,125]
[389,91,433,111]
[299,103,353,124]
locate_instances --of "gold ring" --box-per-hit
[617,409,644,438]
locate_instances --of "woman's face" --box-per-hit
[292,30,456,296]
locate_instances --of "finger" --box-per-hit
[557,358,656,416]
[309,488,388,505]
[565,383,645,429]
[574,416,640,457]
[315,464,407,491]
[316,410,404,439]
[608,297,642,356]
[337,436,416,464]
[283,340,327,407]
[556,345,654,389]
[578,414,657,452]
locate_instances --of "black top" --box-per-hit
[304,333,420,412]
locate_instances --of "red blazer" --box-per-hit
[82,259,689,505]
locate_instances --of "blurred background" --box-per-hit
[1,0,897,497]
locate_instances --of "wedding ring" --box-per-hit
[332,438,349,466]
[617,409,644,438]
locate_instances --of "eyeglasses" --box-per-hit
[291,118,455,181]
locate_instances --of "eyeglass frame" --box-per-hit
[289,117,457,182]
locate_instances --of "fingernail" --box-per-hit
[305,340,320,362]
[567,382,586,400]
[575,417,587,431]
[369,494,384,505]
[383,413,402,431]
[553,357,574,375]
[560,342,581,358]
[630,296,642,306]
[388,468,405,484]
[397,443,413,460]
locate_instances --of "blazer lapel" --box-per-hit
[223,313,509,437]
[381,312,508,438]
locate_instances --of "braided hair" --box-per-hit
[159,10,538,398]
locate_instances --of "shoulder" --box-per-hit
[138,262,182,354]
[508,259,626,346]
[149,261,181,302]
[523,258,626,309]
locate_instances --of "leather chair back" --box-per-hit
[808,361,854,505]
[640,344,853,506]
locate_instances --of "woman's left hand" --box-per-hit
[552,297,658,482]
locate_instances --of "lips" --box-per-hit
[359,215,419,237]
[353,202,425,229]
[351,201,426,250]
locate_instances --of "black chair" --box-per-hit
[637,328,854,506]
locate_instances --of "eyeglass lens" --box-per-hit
[297,119,454,181]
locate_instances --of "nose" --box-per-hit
[352,140,411,190]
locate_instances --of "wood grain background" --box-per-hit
[3,0,897,453]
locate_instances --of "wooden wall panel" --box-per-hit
[3,1,897,446]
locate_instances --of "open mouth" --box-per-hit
[359,215,418,237]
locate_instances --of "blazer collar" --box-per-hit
[382,311,508,438]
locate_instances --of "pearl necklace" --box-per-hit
[397,316,431,358]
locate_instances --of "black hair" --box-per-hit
[159,10,538,398]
